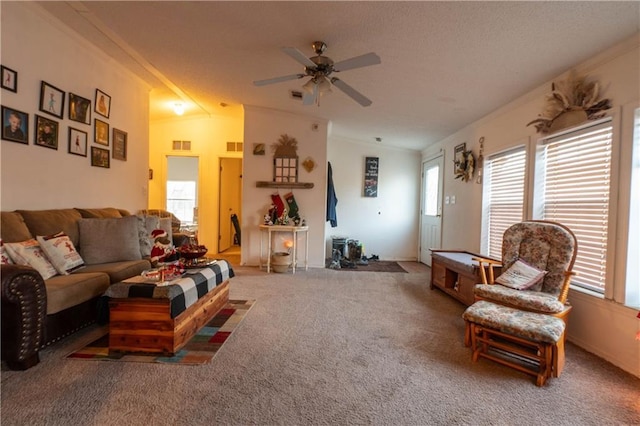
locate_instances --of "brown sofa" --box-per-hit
[0,207,161,370]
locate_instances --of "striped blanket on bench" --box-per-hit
[103,260,234,318]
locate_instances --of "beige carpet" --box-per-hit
[2,264,639,425]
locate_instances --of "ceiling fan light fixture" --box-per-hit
[302,78,316,94]
[318,76,332,94]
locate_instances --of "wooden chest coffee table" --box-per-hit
[105,261,234,356]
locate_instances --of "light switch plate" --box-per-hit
[451,195,456,204]
[445,196,450,204]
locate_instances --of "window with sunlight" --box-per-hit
[166,181,196,224]
[534,120,613,293]
[626,108,640,308]
[481,146,526,258]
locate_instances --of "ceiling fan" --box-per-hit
[253,41,381,107]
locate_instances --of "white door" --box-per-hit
[420,154,444,266]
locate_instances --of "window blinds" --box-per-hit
[540,120,613,292]
[485,147,526,258]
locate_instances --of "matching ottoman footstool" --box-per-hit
[462,300,567,386]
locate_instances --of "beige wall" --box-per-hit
[423,34,640,377]
[242,106,329,267]
[0,2,149,213]
[148,112,244,252]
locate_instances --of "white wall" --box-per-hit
[242,106,328,268]
[327,137,421,260]
[423,34,640,377]
[0,3,150,213]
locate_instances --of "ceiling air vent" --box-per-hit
[290,90,303,101]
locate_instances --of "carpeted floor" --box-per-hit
[1,264,638,425]
[66,300,254,365]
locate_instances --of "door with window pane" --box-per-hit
[420,155,443,266]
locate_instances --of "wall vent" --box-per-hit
[172,140,191,151]
[290,90,303,100]
[226,142,244,152]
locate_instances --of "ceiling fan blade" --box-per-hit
[253,74,305,86]
[282,47,316,68]
[333,52,381,72]
[330,78,372,107]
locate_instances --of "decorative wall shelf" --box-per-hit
[256,181,314,189]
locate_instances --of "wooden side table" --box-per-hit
[259,225,309,273]
[430,249,501,306]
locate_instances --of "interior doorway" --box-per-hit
[219,158,242,253]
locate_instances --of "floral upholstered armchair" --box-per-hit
[472,220,578,321]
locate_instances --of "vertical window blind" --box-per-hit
[484,147,526,258]
[540,120,613,293]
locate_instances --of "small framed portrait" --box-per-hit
[91,146,110,168]
[69,93,91,125]
[94,118,109,146]
[39,81,65,119]
[112,128,127,161]
[68,127,87,157]
[94,89,111,118]
[1,66,17,92]
[34,114,59,150]
[1,106,28,144]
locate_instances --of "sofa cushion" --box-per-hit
[36,232,84,275]
[45,272,110,315]
[17,209,83,248]
[78,215,142,265]
[75,208,123,219]
[4,239,58,280]
[80,259,151,284]
[0,211,32,243]
[1,240,14,264]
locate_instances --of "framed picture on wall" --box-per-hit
[112,128,127,161]
[1,66,17,92]
[34,114,59,150]
[68,127,87,157]
[91,146,110,168]
[1,105,28,144]
[39,81,65,119]
[94,89,111,118]
[94,118,109,146]
[68,93,91,125]
[454,143,466,175]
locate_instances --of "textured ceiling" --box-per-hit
[39,1,639,151]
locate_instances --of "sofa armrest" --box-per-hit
[1,264,47,370]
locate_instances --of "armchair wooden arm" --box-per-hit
[472,256,502,285]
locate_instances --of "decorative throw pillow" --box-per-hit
[4,239,58,280]
[136,214,160,258]
[36,232,84,275]
[1,240,14,264]
[78,215,142,265]
[495,259,547,290]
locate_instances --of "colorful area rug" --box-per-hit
[327,260,408,273]
[66,299,254,365]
